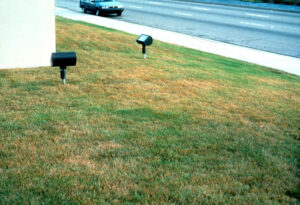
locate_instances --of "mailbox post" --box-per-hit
[136,34,153,59]
[51,52,77,85]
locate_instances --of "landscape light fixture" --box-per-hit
[136,34,153,59]
[51,52,77,85]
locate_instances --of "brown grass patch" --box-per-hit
[96,141,122,150]
[65,153,96,170]
[0,17,299,204]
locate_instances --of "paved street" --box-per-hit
[56,0,300,58]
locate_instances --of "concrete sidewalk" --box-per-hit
[56,7,300,76]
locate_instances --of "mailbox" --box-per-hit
[51,52,77,84]
[136,34,153,59]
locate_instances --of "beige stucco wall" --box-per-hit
[0,0,55,69]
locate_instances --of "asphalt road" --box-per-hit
[56,0,300,57]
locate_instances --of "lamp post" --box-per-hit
[51,52,77,84]
[136,34,153,59]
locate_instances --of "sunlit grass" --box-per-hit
[0,16,299,204]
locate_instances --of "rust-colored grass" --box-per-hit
[0,17,299,204]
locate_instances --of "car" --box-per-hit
[80,0,124,16]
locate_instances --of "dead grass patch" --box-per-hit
[65,154,96,170]
[0,17,299,204]
[96,141,122,150]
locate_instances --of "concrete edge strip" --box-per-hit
[56,7,300,76]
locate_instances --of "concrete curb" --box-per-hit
[56,7,300,76]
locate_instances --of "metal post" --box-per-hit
[142,45,146,59]
[60,66,66,85]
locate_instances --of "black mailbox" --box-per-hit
[136,34,153,59]
[51,52,77,84]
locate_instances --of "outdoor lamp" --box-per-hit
[136,34,153,59]
[51,52,77,85]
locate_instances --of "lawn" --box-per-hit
[0,17,299,204]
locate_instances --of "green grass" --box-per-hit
[0,16,299,204]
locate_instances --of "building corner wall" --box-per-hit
[0,0,56,69]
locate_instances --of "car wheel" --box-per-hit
[117,11,122,16]
[96,10,101,16]
[83,7,87,13]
